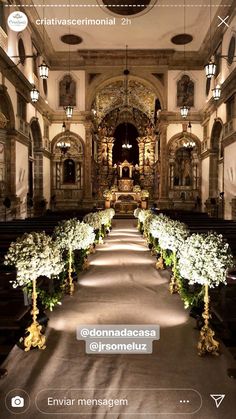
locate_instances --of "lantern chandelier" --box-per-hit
[122,45,132,150]
[180,0,190,119]
[57,122,71,154]
[183,121,196,149]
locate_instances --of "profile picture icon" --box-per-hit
[7,11,28,32]
[11,396,25,408]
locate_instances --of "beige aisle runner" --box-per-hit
[0,219,236,419]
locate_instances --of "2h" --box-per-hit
[121,18,132,25]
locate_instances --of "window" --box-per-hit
[32,44,39,77]
[17,93,27,121]
[18,38,26,65]
[226,95,235,122]
[63,159,76,183]
[214,42,222,77]
[0,1,7,33]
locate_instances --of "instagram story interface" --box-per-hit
[0,1,236,418]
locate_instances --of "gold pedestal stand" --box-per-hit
[156,249,164,270]
[82,257,90,271]
[197,284,219,356]
[66,247,74,296]
[169,253,179,294]
[24,278,46,351]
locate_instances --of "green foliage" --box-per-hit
[177,272,205,309]
[162,249,175,267]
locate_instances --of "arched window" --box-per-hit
[63,159,76,184]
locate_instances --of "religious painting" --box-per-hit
[177,75,194,107]
[59,74,76,107]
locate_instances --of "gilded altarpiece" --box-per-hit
[51,133,84,208]
[168,136,201,208]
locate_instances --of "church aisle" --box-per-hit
[0,219,236,419]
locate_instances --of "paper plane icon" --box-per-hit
[210,394,225,408]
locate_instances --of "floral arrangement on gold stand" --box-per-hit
[178,232,233,356]
[54,219,95,296]
[4,232,64,351]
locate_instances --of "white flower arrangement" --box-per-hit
[54,218,95,251]
[4,231,64,288]
[133,185,141,193]
[178,232,233,287]
[143,213,156,237]
[141,189,149,199]
[99,209,114,226]
[83,212,102,230]
[103,189,113,200]
[106,208,115,220]
[134,208,141,218]
[138,209,153,224]
[149,213,171,239]
[110,185,118,192]
[158,220,189,253]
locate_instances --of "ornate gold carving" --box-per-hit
[65,247,74,296]
[0,112,8,129]
[197,284,219,356]
[24,278,46,351]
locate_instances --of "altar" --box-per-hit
[103,160,148,213]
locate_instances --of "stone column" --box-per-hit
[5,131,21,217]
[159,122,169,204]
[138,137,145,174]
[84,121,93,200]
[6,131,17,197]
[107,137,115,172]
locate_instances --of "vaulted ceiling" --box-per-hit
[21,0,233,54]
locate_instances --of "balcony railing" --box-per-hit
[16,116,29,137]
[223,119,235,138]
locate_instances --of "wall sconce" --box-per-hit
[30,85,39,103]
[205,60,216,79]
[212,85,221,100]
[38,60,49,79]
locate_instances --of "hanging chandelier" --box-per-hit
[57,140,71,153]
[122,46,132,150]
[205,1,216,79]
[183,121,195,149]
[180,2,190,119]
[64,105,73,118]
[57,122,71,153]
[39,1,49,80]
[180,105,189,118]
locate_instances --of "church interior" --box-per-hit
[0,0,236,418]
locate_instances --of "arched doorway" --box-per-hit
[51,131,84,210]
[0,86,15,205]
[168,132,201,210]
[112,123,139,165]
